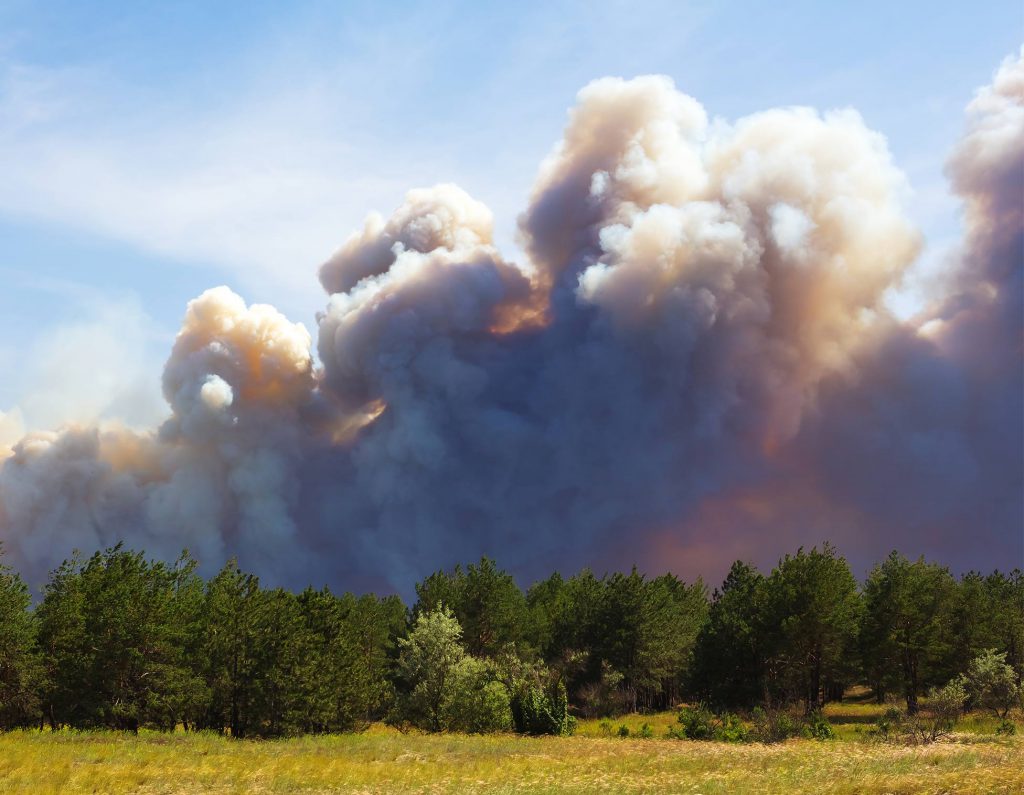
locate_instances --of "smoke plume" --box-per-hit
[1,52,1021,591]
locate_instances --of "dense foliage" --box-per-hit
[0,545,1020,736]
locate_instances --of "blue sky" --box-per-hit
[0,0,1020,438]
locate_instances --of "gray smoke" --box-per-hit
[1,52,1021,591]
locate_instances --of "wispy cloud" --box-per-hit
[0,271,167,433]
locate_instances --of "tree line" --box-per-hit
[0,542,1021,737]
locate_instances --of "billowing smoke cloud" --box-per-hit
[1,52,1021,591]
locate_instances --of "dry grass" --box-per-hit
[0,722,1021,794]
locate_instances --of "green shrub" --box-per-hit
[674,705,717,740]
[872,706,905,740]
[445,658,513,733]
[637,722,654,739]
[995,719,1017,736]
[800,710,835,741]
[905,679,966,744]
[669,706,748,742]
[964,650,1023,721]
[873,679,966,745]
[717,712,749,743]
[510,680,576,736]
[617,724,630,738]
[750,706,801,743]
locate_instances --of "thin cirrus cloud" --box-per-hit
[0,59,425,317]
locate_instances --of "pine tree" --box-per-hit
[0,545,41,728]
[761,544,862,710]
[413,558,528,658]
[861,552,956,713]
[35,546,205,731]
[689,561,766,710]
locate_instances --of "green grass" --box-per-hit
[1,718,1022,794]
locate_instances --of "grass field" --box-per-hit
[1,709,1021,794]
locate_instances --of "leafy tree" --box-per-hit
[445,656,513,733]
[0,545,41,728]
[395,605,466,731]
[963,649,1022,721]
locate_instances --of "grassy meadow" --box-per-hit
[2,704,1022,794]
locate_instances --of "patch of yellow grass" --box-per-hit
[0,727,1021,794]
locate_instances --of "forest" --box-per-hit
[0,542,1021,740]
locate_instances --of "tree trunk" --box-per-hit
[906,657,919,714]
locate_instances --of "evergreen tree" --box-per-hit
[297,588,406,732]
[6,540,1016,738]
[596,569,707,711]
[761,544,862,710]
[413,558,528,658]
[527,568,605,699]
[201,560,264,737]
[984,570,1024,681]
[0,545,41,728]
[861,552,956,713]
[36,545,205,731]
[689,561,766,710]
[250,588,319,737]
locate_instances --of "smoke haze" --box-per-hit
[1,51,1021,592]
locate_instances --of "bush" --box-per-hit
[510,680,576,736]
[875,679,966,745]
[964,650,1023,721]
[637,722,654,739]
[800,710,835,741]
[750,706,801,743]
[445,657,513,733]
[872,706,906,740]
[717,713,749,743]
[995,719,1017,736]
[669,705,748,742]
[617,724,630,738]
[905,679,966,744]
[673,705,717,740]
